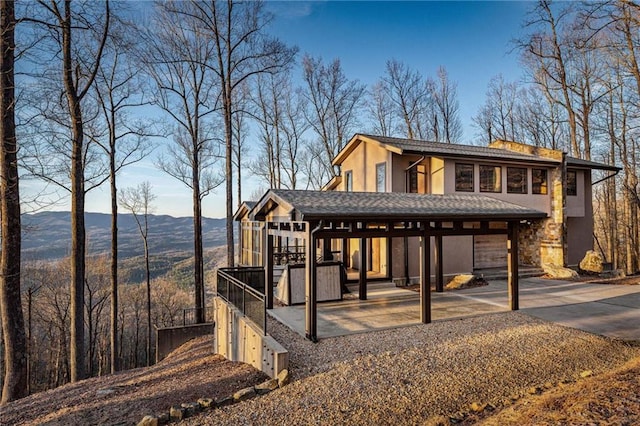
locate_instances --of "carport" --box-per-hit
[251,189,547,342]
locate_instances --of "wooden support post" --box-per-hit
[359,237,367,300]
[420,233,431,323]
[386,237,392,279]
[305,232,318,342]
[266,233,274,310]
[341,238,348,266]
[435,235,444,292]
[507,222,519,311]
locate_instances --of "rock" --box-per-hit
[96,388,116,396]
[527,386,541,395]
[233,386,256,402]
[579,250,604,274]
[197,398,214,409]
[277,369,290,387]
[543,264,578,279]
[169,406,186,422]
[470,402,486,412]
[445,274,475,290]
[216,396,234,407]
[580,370,593,378]
[157,412,170,425]
[255,378,279,395]
[181,402,201,417]
[137,415,158,426]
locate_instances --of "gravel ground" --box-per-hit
[185,312,640,425]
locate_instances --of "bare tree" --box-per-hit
[431,66,462,143]
[0,0,27,403]
[92,15,152,374]
[21,0,111,382]
[144,2,222,324]
[520,1,581,156]
[302,55,366,180]
[381,59,429,139]
[177,0,297,267]
[367,81,395,137]
[119,182,155,366]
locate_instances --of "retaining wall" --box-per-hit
[214,296,289,379]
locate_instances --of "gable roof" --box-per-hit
[333,134,619,171]
[254,189,547,222]
[333,134,560,166]
[233,201,257,221]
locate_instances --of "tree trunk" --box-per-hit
[62,0,86,383]
[225,98,234,267]
[144,234,151,365]
[193,166,205,324]
[109,147,119,373]
[0,0,27,403]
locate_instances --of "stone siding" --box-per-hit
[491,140,566,267]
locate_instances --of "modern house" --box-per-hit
[233,134,618,341]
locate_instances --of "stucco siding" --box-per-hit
[566,169,586,217]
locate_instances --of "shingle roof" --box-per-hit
[336,134,561,165]
[566,156,620,171]
[335,134,619,171]
[267,189,547,221]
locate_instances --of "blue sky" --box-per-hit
[27,1,533,219]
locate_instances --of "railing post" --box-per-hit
[183,310,186,326]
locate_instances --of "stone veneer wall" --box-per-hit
[490,140,566,267]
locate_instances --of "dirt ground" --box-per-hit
[0,336,267,426]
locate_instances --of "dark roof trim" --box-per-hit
[566,157,621,171]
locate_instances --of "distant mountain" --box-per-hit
[21,211,227,261]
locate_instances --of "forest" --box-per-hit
[1,0,640,404]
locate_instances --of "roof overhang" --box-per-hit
[233,201,257,221]
[255,189,547,224]
[566,157,621,172]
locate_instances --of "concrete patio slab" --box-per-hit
[268,278,640,341]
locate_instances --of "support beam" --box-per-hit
[305,232,318,342]
[420,233,431,323]
[265,234,274,310]
[507,222,519,311]
[359,237,367,300]
[435,235,444,292]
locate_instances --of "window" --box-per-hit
[376,163,386,192]
[532,168,548,195]
[344,170,353,192]
[507,167,527,194]
[567,169,577,196]
[408,163,426,193]
[479,165,502,193]
[455,163,474,192]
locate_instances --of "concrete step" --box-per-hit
[474,267,544,281]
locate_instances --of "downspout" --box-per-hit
[591,168,620,264]
[403,156,426,284]
[592,169,620,186]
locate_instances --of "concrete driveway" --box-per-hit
[269,278,640,341]
[461,277,640,341]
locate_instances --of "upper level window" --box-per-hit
[567,169,577,196]
[408,163,426,193]
[376,163,386,192]
[507,167,527,194]
[344,170,353,192]
[455,163,474,192]
[532,168,548,195]
[480,165,502,193]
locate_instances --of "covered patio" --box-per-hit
[249,189,547,342]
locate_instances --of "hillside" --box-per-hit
[21,211,227,261]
